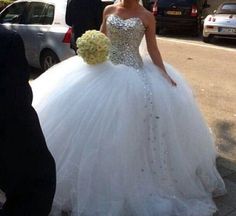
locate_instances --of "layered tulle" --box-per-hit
[31,56,225,216]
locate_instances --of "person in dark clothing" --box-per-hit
[65,0,103,51]
[0,26,56,216]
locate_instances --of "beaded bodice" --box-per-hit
[106,14,146,69]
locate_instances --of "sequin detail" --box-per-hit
[107,14,174,194]
[107,15,145,69]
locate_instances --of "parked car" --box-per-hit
[0,0,75,71]
[149,0,210,35]
[0,0,115,71]
[202,1,236,43]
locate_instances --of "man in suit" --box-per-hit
[65,0,103,51]
[0,26,56,216]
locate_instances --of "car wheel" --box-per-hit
[40,50,60,71]
[202,35,213,43]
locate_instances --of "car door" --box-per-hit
[17,2,54,68]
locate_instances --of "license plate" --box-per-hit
[166,10,182,15]
[219,27,236,33]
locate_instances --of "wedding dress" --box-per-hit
[31,14,226,216]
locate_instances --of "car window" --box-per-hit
[25,2,54,25]
[0,2,27,24]
[217,3,236,14]
[44,5,54,25]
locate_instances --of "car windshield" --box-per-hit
[217,3,236,14]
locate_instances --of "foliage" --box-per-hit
[0,0,14,4]
[0,0,14,11]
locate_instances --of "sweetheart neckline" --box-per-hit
[107,14,146,28]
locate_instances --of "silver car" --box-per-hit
[0,0,75,70]
[202,1,236,43]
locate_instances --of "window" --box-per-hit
[25,2,54,25]
[218,3,236,14]
[0,2,27,24]
[44,5,54,25]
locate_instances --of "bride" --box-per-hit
[31,0,226,215]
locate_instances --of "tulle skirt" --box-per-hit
[31,56,226,216]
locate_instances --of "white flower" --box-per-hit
[76,30,111,65]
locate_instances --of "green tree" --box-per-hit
[0,0,14,11]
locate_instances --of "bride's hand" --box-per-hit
[162,72,177,87]
[167,75,177,87]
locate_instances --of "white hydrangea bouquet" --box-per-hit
[76,30,111,65]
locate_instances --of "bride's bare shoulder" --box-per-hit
[103,3,121,17]
[139,5,154,18]
[138,6,155,27]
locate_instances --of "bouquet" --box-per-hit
[76,30,111,65]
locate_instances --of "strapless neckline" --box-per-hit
[108,14,145,29]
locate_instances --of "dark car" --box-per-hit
[149,0,210,35]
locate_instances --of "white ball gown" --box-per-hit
[31,14,226,216]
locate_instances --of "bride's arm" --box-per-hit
[144,13,177,86]
[100,5,114,35]
[100,10,107,34]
